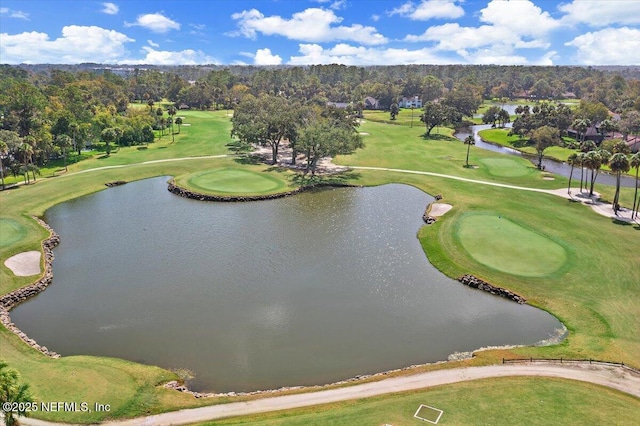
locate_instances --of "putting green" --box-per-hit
[456,213,568,277]
[479,157,532,177]
[0,218,27,248]
[186,168,286,194]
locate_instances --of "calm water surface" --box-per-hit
[12,177,562,392]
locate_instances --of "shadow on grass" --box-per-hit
[264,165,288,174]
[611,218,634,226]
[233,155,264,165]
[226,141,253,154]
[422,133,456,142]
[289,170,362,187]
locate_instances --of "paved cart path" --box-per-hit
[19,363,640,426]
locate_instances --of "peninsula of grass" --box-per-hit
[178,167,291,196]
[0,109,639,423]
[478,128,577,164]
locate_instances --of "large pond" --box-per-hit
[12,177,562,392]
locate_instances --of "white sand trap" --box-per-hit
[543,177,555,180]
[4,251,41,276]
[359,132,370,135]
[181,123,192,126]
[430,203,453,217]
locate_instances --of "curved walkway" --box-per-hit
[19,363,640,426]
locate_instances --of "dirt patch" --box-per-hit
[4,251,41,276]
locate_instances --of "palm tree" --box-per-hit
[175,117,183,134]
[583,150,605,197]
[168,106,177,143]
[17,141,33,184]
[55,134,72,172]
[599,119,617,138]
[0,141,7,190]
[609,153,630,214]
[464,135,475,167]
[567,153,578,195]
[69,122,80,156]
[1,360,34,426]
[572,118,591,142]
[577,152,587,193]
[630,152,640,219]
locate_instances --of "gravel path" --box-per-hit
[19,363,640,426]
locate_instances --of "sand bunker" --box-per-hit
[4,251,41,276]
[429,203,453,217]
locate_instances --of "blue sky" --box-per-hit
[1,0,639,65]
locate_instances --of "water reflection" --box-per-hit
[11,177,562,392]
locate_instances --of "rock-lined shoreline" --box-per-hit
[422,194,443,224]
[458,274,526,304]
[167,180,361,202]
[0,217,61,358]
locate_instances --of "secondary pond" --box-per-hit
[12,177,562,392]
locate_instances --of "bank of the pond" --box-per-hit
[167,179,361,202]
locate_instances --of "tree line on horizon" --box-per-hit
[1,63,639,187]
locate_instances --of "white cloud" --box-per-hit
[479,0,559,37]
[566,27,640,65]
[101,2,119,15]
[389,0,464,21]
[130,47,217,65]
[558,0,640,27]
[371,14,380,22]
[254,48,283,65]
[230,8,388,45]
[287,43,458,65]
[147,39,159,48]
[402,0,557,66]
[125,12,180,33]
[330,0,347,10]
[1,7,29,20]
[0,26,133,64]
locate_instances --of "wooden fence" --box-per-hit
[502,357,639,374]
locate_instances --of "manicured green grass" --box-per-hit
[364,109,426,128]
[479,157,534,177]
[455,213,569,277]
[479,128,577,162]
[0,218,27,248]
[0,106,638,423]
[183,167,290,194]
[200,377,640,425]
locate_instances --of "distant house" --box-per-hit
[626,136,640,153]
[327,102,349,109]
[179,104,190,110]
[364,97,379,109]
[398,96,422,109]
[567,125,605,144]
